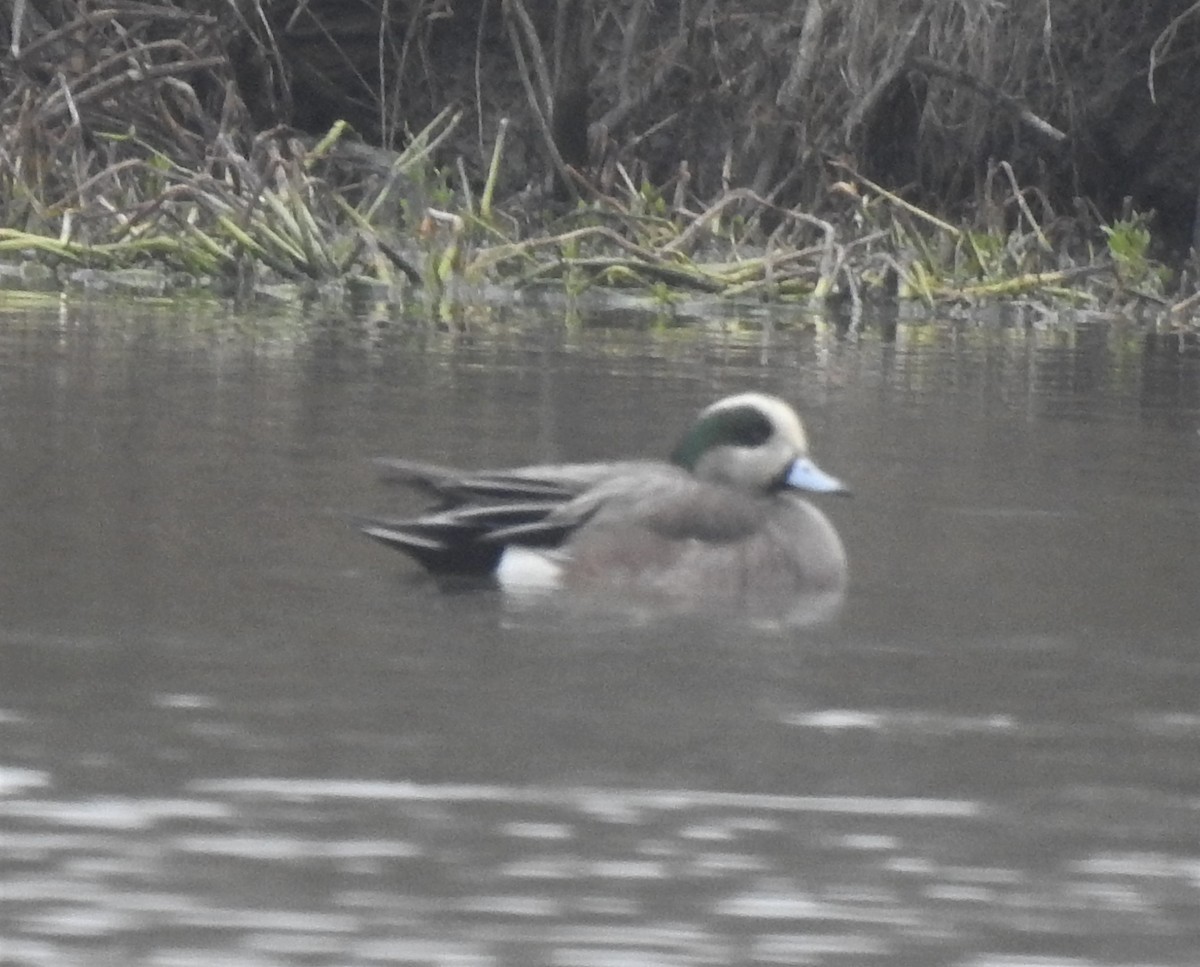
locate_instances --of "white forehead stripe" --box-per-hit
[701,392,809,450]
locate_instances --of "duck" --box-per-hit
[358,392,850,620]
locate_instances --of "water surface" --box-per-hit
[2,296,1199,966]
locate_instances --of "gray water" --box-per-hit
[2,296,1199,966]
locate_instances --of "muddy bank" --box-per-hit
[1,1,1198,315]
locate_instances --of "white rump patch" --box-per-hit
[496,546,565,590]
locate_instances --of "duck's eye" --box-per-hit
[727,408,774,447]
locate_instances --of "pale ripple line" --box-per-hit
[962,957,1112,967]
[186,778,981,818]
[0,797,233,827]
[0,766,50,795]
[783,709,1019,734]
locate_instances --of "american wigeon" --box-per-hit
[359,393,849,619]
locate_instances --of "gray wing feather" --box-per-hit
[373,458,662,505]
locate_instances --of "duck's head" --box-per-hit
[670,392,849,495]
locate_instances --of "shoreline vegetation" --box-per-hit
[2,1,1199,324]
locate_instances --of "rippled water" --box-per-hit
[2,297,1199,965]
